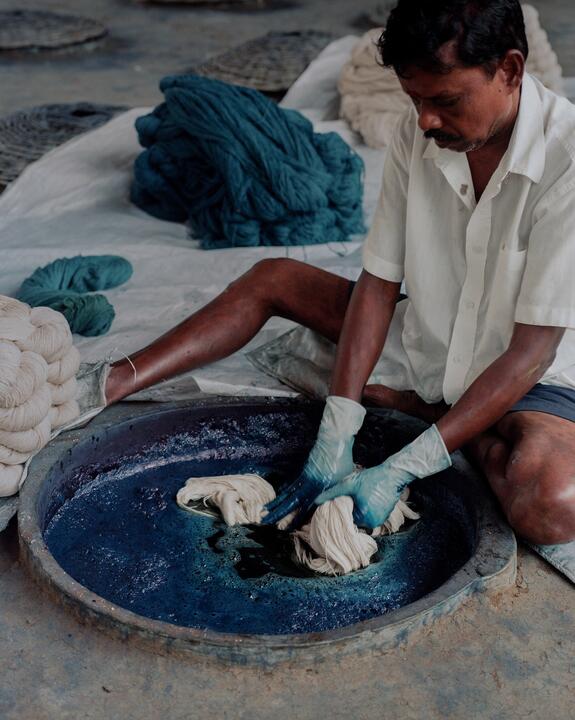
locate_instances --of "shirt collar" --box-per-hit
[422,73,546,184]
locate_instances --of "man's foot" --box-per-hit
[362,384,449,424]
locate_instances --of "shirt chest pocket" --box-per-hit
[484,247,528,339]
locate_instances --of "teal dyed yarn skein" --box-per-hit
[17,256,133,337]
[131,74,366,249]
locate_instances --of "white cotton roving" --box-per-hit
[0,343,48,409]
[292,496,379,575]
[177,473,420,576]
[339,4,564,149]
[522,4,564,95]
[177,473,275,526]
[338,28,411,149]
[0,295,81,497]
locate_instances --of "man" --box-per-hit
[105,0,575,545]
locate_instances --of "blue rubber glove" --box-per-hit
[262,395,366,526]
[315,425,452,529]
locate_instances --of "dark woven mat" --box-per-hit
[0,103,129,189]
[191,30,336,93]
[0,10,107,51]
[142,0,271,7]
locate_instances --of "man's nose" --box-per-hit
[417,105,442,132]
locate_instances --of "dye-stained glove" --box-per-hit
[315,424,452,529]
[262,395,366,527]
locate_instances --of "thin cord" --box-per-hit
[108,346,138,384]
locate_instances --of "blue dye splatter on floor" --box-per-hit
[42,406,475,636]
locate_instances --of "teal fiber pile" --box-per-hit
[131,74,366,249]
[17,256,133,337]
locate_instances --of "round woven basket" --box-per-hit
[0,10,107,51]
[191,30,336,93]
[0,103,129,189]
[141,0,270,7]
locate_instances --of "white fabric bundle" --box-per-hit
[177,473,275,526]
[177,473,419,576]
[338,28,411,149]
[0,296,81,497]
[522,4,564,94]
[338,5,564,149]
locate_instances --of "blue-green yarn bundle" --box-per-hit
[131,74,366,249]
[17,255,133,337]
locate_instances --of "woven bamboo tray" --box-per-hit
[0,10,107,51]
[192,30,336,93]
[141,0,269,7]
[0,103,129,189]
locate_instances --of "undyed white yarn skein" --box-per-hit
[0,296,81,497]
[177,473,419,576]
[339,4,564,149]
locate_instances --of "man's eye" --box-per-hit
[435,98,460,108]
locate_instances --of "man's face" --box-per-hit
[398,45,517,153]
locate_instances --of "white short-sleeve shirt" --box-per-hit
[363,73,575,405]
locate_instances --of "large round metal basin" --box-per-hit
[18,399,516,664]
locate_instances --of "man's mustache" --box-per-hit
[424,130,462,142]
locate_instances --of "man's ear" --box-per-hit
[498,49,525,92]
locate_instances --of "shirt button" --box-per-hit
[453,355,463,364]
[465,300,475,310]
[472,245,482,254]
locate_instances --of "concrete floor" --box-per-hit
[1,519,574,720]
[0,0,574,718]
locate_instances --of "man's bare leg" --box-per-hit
[364,387,575,544]
[467,411,575,545]
[105,258,354,404]
[362,384,449,424]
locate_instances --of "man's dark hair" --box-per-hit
[378,0,528,77]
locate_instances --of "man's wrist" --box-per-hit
[393,424,452,478]
[323,395,366,437]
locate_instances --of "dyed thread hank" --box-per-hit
[131,74,366,249]
[177,473,274,526]
[177,473,419,576]
[17,255,133,337]
[0,295,81,497]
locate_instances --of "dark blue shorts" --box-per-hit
[509,384,575,422]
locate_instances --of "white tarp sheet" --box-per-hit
[0,36,384,401]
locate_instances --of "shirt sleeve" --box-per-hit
[515,180,575,329]
[361,109,414,283]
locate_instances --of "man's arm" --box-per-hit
[437,322,565,452]
[329,269,401,400]
[317,321,566,530]
[262,269,401,526]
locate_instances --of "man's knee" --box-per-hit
[231,258,301,300]
[505,464,575,545]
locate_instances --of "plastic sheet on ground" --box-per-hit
[0,36,382,402]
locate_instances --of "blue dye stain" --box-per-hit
[43,407,475,636]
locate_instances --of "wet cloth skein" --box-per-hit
[177,474,419,576]
[131,74,366,249]
[17,255,133,337]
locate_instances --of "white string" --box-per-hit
[108,346,138,384]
